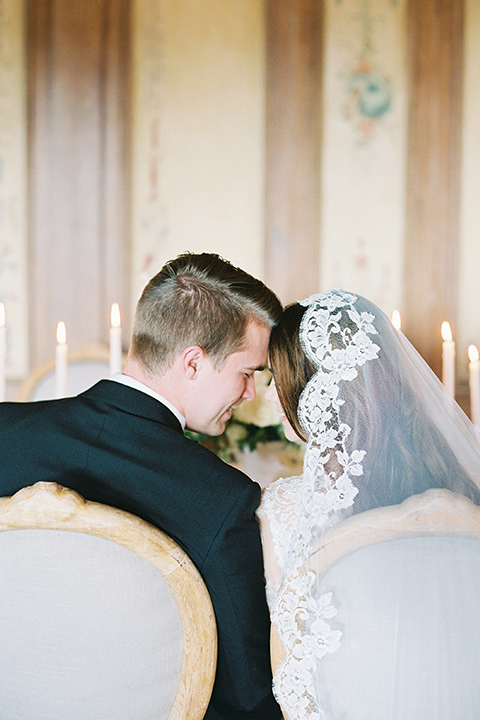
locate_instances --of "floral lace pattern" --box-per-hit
[261,290,381,718]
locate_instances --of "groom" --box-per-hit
[0,253,283,719]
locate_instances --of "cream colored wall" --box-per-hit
[130,0,410,319]
[1,0,480,389]
[130,0,480,383]
[131,0,266,303]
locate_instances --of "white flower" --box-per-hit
[233,369,281,427]
[225,422,248,445]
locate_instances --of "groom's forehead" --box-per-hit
[223,322,270,365]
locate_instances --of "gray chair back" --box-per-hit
[0,482,217,720]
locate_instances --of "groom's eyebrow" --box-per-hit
[244,364,265,374]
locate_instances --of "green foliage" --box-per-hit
[185,419,288,463]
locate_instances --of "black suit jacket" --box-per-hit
[0,380,281,719]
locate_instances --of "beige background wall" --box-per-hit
[0,0,478,404]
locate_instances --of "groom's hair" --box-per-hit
[130,252,282,373]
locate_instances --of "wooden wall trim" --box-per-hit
[264,0,323,304]
[405,0,464,377]
[27,0,130,368]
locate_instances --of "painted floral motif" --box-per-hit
[344,59,392,140]
[338,0,397,142]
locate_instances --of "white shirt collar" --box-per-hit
[108,373,186,429]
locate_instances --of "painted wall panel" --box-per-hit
[319,0,407,317]
[131,0,265,302]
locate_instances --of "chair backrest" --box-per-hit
[271,488,480,720]
[0,482,217,720]
[16,343,124,401]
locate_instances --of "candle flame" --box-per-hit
[391,310,401,330]
[468,345,479,364]
[111,303,121,328]
[441,321,453,343]
[0,303,4,327]
[56,321,66,345]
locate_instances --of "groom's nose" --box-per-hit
[242,375,256,400]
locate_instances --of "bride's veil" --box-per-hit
[261,290,480,719]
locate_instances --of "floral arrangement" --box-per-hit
[186,369,304,469]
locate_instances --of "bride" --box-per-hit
[258,289,480,719]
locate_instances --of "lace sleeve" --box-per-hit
[257,475,304,608]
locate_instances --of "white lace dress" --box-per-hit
[258,474,346,720]
[256,291,378,719]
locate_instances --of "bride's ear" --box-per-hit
[181,345,207,379]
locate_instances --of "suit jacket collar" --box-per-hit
[80,380,183,432]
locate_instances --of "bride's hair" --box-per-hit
[269,303,315,442]
[270,296,480,510]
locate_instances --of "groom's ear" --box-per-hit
[181,345,207,379]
